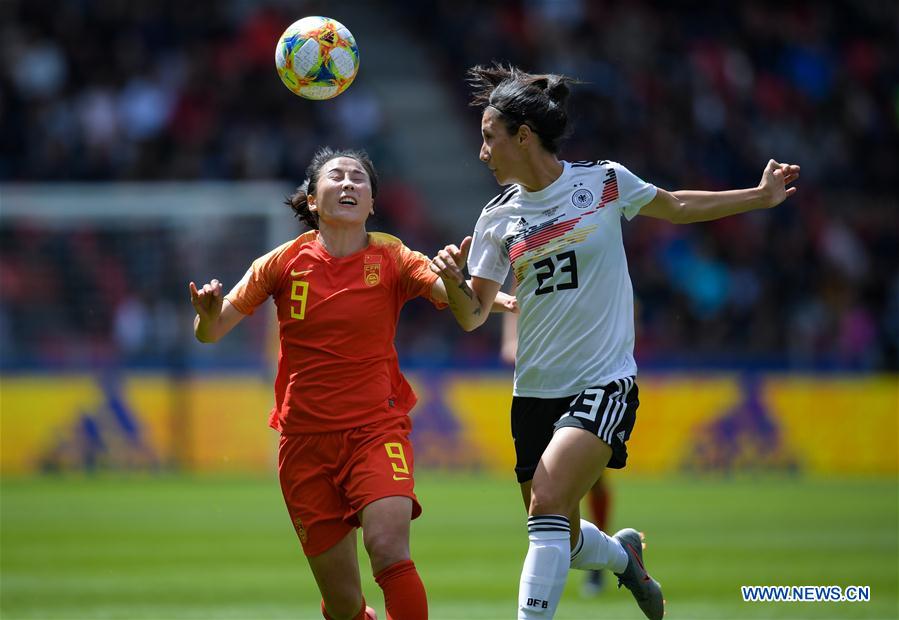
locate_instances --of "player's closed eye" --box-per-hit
[328,172,366,184]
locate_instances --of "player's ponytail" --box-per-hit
[467,63,578,153]
[544,75,571,108]
[285,181,318,229]
[284,146,379,230]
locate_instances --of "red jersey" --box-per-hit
[226,231,444,433]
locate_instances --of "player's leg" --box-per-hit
[523,477,586,570]
[512,394,593,561]
[307,530,375,620]
[360,496,412,574]
[518,426,616,618]
[360,496,427,620]
[520,480,586,550]
[519,375,648,618]
[521,479,586,551]
[278,433,376,620]
[558,379,631,577]
[512,393,582,530]
[347,416,427,620]
[512,395,593,618]
[552,380,664,620]
[512,396,570,506]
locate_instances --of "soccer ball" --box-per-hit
[275,16,359,100]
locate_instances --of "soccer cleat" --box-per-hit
[613,528,665,620]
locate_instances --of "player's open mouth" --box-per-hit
[338,196,357,205]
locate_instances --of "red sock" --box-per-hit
[320,598,375,620]
[374,559,428,620]
[589,484,611,531]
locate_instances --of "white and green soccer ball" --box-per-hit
[275,16,359,100]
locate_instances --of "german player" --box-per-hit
[431,64,800,620]
[189,147,516,620]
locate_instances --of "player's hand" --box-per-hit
[189,279,224,323]
[758,159,800,208]
[430,236,471,285]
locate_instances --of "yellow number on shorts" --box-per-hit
[384,442,409,475]
[290,280,308,320]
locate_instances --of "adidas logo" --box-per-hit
[616,430,626,442]
[515,217,528,230]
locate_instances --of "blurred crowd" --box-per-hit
[0,0,446,369]
[401,0,898,370]
[1,1,397,180]
[1,0,897,370]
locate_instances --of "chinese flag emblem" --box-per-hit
[364,263,380,286]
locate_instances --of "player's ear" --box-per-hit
[517,124,532,147]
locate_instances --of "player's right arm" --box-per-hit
[189,279,246,343]
[191,240,294,342]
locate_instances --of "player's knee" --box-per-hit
[362,528,410,571]
[529,483,572,516]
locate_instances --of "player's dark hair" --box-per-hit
[285,147,379,229]
[467,63,577,153]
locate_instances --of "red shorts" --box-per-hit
[278,415,422,557]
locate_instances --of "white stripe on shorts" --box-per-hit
[596,379,624,440]
[603,377,634,443]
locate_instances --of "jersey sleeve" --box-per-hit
[398,244,446,307]
[610,161,658,221]
[225,247,284,315]
[467,213,510,284]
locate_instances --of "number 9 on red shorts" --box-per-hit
[277,415,421,556]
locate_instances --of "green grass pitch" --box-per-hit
[2,473,896,619]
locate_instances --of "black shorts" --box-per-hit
[510,377,639,483]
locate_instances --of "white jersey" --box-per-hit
[469,160,657,397]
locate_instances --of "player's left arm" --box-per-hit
[430,278,518,314]
[430,236,505,331]
[639,159,800,224]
